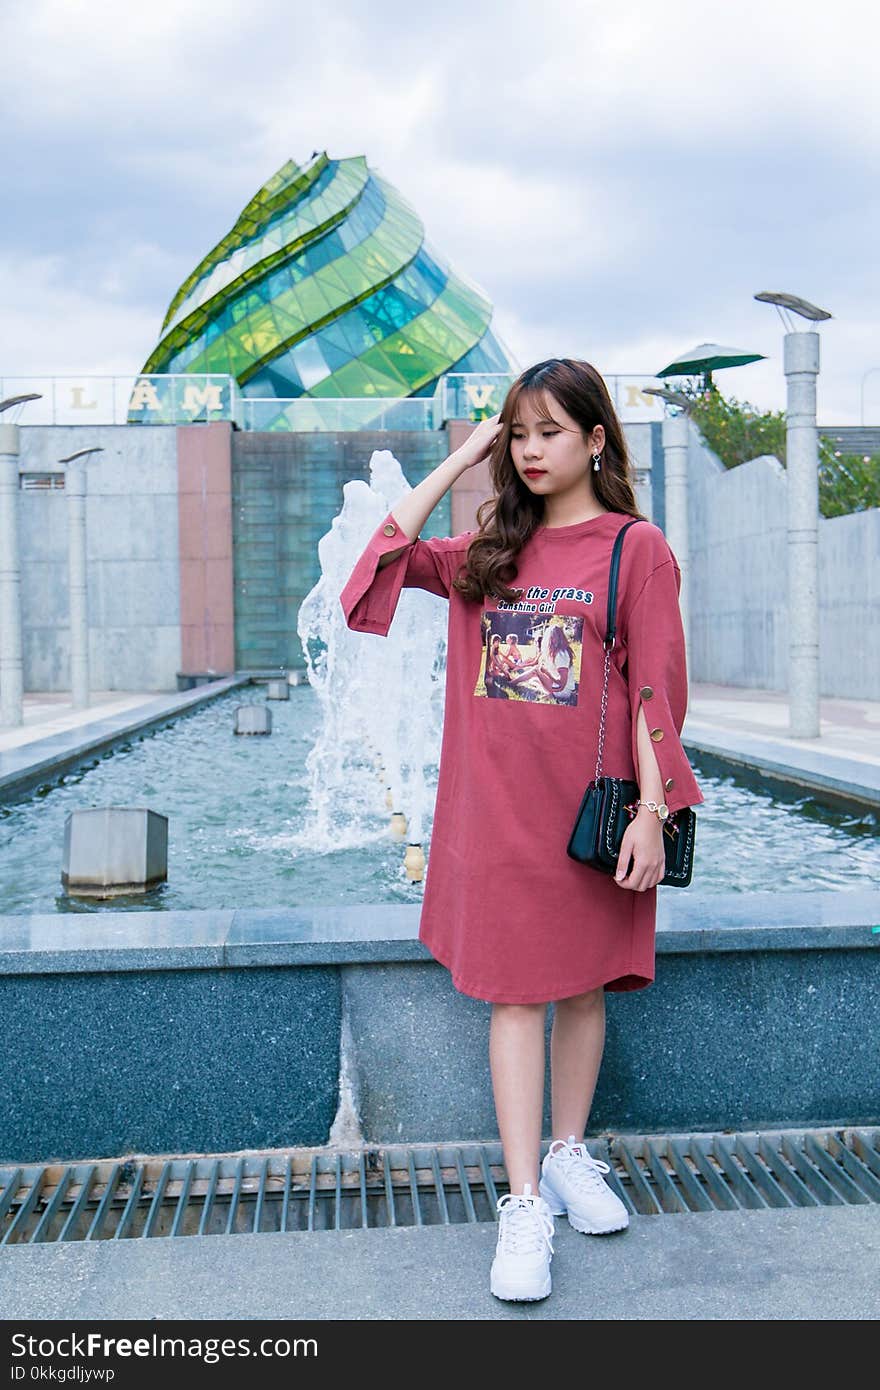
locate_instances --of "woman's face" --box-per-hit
[509,391,604,501]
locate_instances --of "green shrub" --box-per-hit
[816,448,880,518]
[675,382,879,517]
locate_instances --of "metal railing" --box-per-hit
[237,395,437,433]
[1,371,669,432]
[441,372,667,423]
[0,375,238,428]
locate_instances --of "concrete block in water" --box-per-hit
[61,807,168,898]
[266,678,289,700]
[234,703,272,734]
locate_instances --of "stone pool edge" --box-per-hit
[0,674,253,799]
[1,889,879,975]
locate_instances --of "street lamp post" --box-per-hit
[0,394,42,727]
[754,291,833,740]
[58,447,104,710]
[642,386,693,661]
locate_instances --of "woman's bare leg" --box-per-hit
[506,673,549,697]
[549,987,606,1141]
[489,1002,547,1192]
[507,665,542,684]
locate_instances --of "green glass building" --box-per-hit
[141,151,517,409]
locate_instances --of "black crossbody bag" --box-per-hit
[566,519,697,887]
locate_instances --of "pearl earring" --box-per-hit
[592,451,602,472]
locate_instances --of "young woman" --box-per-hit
[340,357,705,1303]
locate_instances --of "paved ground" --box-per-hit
[0,689,161,753]
[2,1205,879,1320]
[688,681,880,768]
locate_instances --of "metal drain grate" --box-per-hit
[3,1126,879,1246]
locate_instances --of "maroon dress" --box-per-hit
[340,507,705,1004]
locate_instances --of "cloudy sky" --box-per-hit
[2,0,877,422]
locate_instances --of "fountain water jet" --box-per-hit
[296,450,448,879]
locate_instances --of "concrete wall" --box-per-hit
[17,425,182,692]
[343,946,880,1143]
[689,447,788,690]
[11,418,879,697]
[818,506,880,699]
[1,964,341,1161]
[687,424,880,695]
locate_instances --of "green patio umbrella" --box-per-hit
[657,342,766,390]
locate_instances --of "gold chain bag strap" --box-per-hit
[566,519,697,887]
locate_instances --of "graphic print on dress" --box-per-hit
[474,608,586,706]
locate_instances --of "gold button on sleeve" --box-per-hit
[664,776,675,791]
[650,728,664,742]
[382,523,396,536]
[639,685,654,699]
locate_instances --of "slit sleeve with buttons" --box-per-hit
[621,552,704,817]
[339,510,469,635]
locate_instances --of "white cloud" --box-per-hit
[0,246,177,375]
[3,0,251,127]
[414,158,634,286]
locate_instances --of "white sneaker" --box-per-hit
[539,1135,629,1235]
[489,1182,555,1302]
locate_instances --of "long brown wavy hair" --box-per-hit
[453,358,646,603]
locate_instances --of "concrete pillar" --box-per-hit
[783,332,821,738]
[66,460,90,709]
[662,412,691,655]
[446,419,488,533]
[0,421,24,727]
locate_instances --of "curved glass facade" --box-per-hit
[141,151,518,399]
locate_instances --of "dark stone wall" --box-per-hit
[231,430,451,670]
[342,948,880,1143]
[5,892,877,1161]
[2,966,340,1162]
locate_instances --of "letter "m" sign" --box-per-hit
[182,383,224,416]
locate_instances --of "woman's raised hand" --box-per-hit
[451,412,504,471]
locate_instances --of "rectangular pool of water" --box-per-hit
[0,682,878,913]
